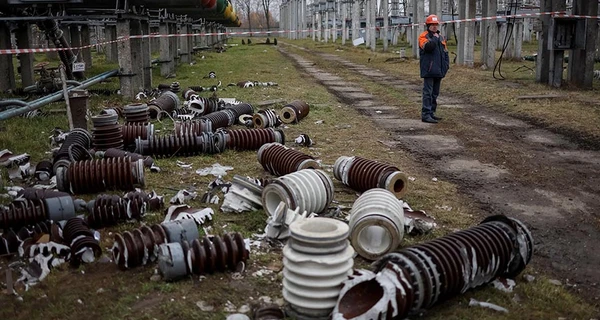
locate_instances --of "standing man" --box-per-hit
[419,14,450,124]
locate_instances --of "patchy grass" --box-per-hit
[0,38,598,319]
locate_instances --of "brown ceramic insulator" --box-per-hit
[347,157,404,194]
[157,83,171,90]
[92,114,124,151]
[200,109,236,130]
[253,109,280,128]
[35,160,54,180]
[0,229,21,255]
[170,82,181,93]
[189,97,220,116]
[148,91,179,117]
[280,100,310,124]
[86,193,145,229]
[100,106,124,118]
[174,119,212,136]
[224,103,254,119]
[188,232,249,275]
[258,143,320,176]
[62,217,95,244]
[70,235,102,267]
[53,128,92,172]
[135,133,207,157]
[226,128,285,151]
[63,158,145,194]
[123,103,150,124]
[112,224,168,270]
[104,148,155,168]
[122,123,153,148]
[125,190,163,211]
[0,199,47,231]
[18,188,69,200]
[182,88,198,100]
[16,221,53,241]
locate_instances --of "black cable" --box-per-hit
[493,2,518,80]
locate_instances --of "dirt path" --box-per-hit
[279,44,600,304]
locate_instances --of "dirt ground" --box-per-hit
[279,43,600,304]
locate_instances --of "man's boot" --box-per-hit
[422,116,438,123]
[432,114,443,121]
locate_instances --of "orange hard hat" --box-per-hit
[426,14,440,25]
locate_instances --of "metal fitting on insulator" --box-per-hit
[122,123,154,150]
[62,217,102,266]
[182,88,199,101]
[348,188,405,260]
[283,218,354,318]
[174,119,212,136]
[91,113,124,151]
[158,232,249,281]
[200,109,236,130]
[280,101,310,124]
[52,128,92,174]
[253,109,281,128]
[257,142,320,176]
[148,91,180,118]
[135,132,220,157]
[225,128,285,151]
[35,160,54,181]
[262,169,334,218]
[123,103,150,124]
[57,158,145,194]
[333,215,534,319]
[100,148,155,168]
[334,156,408,199]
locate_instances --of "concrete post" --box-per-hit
[365,1,370,45]
[497,22,507,49]
[312,13,316,41]
[333,2,337,43]
[117,18,144,98]
[61,25,71,44]
[187,23,194,60]
[69,25,83,64]
[481,0,498,69]
[325,11,329,43]
[141,20,152,90]
[352,0,359,42]
[370,0,376,51]
[567,0,598,88]
[342,2,347,45]
[412,0,424,58]
[430,0,442,18]
[523,18,532,42]
[179,23,190,64]
[150,26,160,53]
[511,20,524,60]
[457,0,465,64]
[16,24,35,87]
[463,0,475,67]
[171,22,178,69]
[302,0,307,38]
[383,0,389,51]
[105,25,118,63]
[81,24,92,68]
[536,0,552,84]
[159,21,172,77]
[0,22,16,91]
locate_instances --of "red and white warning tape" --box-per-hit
[0,11,597,55]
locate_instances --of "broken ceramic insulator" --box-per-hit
[333,215,534,319]
[56,158,145,194]
[189,97,220,116]
[91,113,124,151]
[123,103,150,124]
[122,123,154,149]
[223,103,254,124]
[0,196,78,231]
[283,218,355,318]
[148,91,180,118]
[280,101,310,124]
[86,192,146,229]
[225,128,285,151]
[334,156,408,199]
[253,109,281,128]
[35,160,53,181]
[221,175,264,213]
[18,188,70,201]
[158,232,249,280]
[262,169,334,217]
[62,217,102,267]
[348,188,405,260]
[258,142,320,176]
[174,119,213,136]
[52,128,92,173]
[101,148,155,168]
[182,88,199,100]
[135,132,223,157]
[200,109,236,130]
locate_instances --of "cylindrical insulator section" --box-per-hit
[86,190,147,228]
[102,148,155,168]
[174,119,212,136]
[182,88,199,100]
[135,133,215,157]
[122,123,154,149]
[257,143,320,176]
[58,158,145,194]
[189,97,220,117]
[112,224,168,270]
[0,199,46,231]
[123,103,150,124]
[253,109,281,128]
[226,128,285,151]
[18,188,69,200]
[283,218,354,318]
[200,109,236,130]
[158,232,249,280]
[157,83,171,91]
[262,169,334,218]
[333,216,535,319]
[224,103,253,120]
[334,156,408,199]
[348,189,405,260]
[62,217,102,266]
[148,91,180,118]
[16,221,53,241]
[170,82,181,93]
[188,85,203,92]
[35,160,54,181]
[91,113,124,151]
[280,101,310,124]
[52,128,92,173]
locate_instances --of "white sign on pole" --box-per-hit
[72,62,86,72]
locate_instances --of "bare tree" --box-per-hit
[240,0,253,32]
[261,0,273,30]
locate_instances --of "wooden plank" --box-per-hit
[516,94,565,100]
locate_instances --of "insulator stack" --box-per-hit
[123,103,150,124]
[35,160,54,181]
[280,101,310,124]
[148,91,180,118]
[52,128,92,173]
[100,107,123,118]
[62,217,102,266]
[174,119,213,136]
[334,156,408,199]
[333,216,535,320]
[86,192,145,229]
[18,188,70,200]
[91,113,124,151]
[102,148,155,168]
[122,123,154,149]
[58,158,145,194]
[170,82,181,93]
[257,142,320,176]
[182,88,199,100]
[200,109,236,130]
[224,103,254,121]
[2,221,63,256]
[253,109,281,128]
[135,132,223,157]
[189,97,220,116]
[188,85,204,92]
[157,232,249,280]
[225,128,285,151]
[0,196,78,231]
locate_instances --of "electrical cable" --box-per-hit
[493,1,519,80]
